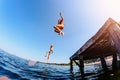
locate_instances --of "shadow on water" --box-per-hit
[69,64,120,80]
[71,69,120,80]
[95,69,120,80]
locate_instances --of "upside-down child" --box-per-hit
[54,12,64,37]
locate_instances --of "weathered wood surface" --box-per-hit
[70,18,119,60]
[109,24,120,59]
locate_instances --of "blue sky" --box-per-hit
[0,0,120,63]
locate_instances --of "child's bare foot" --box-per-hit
[60,31,64,37]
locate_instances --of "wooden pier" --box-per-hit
[70,18,120,75]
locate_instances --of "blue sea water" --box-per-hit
[0,49,102,80]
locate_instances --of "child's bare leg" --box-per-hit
[55,27,62,34]
[47,55,49,60]
[54,24,62,28]
[51,50,53,54]
[54,25,64,37]
[54,29,60,33]
[55,26,61,31]
[47,52,51,60]
[60,31,64,37]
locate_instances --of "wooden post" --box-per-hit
[70,59,73,72]
[78,56,84,77]
[73,60,80,67]
[100,57,108,72]
[112,53,117,71]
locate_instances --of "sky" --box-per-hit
[0,0,120,63]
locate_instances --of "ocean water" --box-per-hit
[0,49,103,80]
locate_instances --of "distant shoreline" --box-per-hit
[38,61,101,66]
[37,58,112,66]
[37,61,70,66]
[37,61,100,66]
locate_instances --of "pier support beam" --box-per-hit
[78,56,84,77]
[73,60,80,67]
[100,57,108,72]
[112,53,117,71]
[70,59,73,72]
